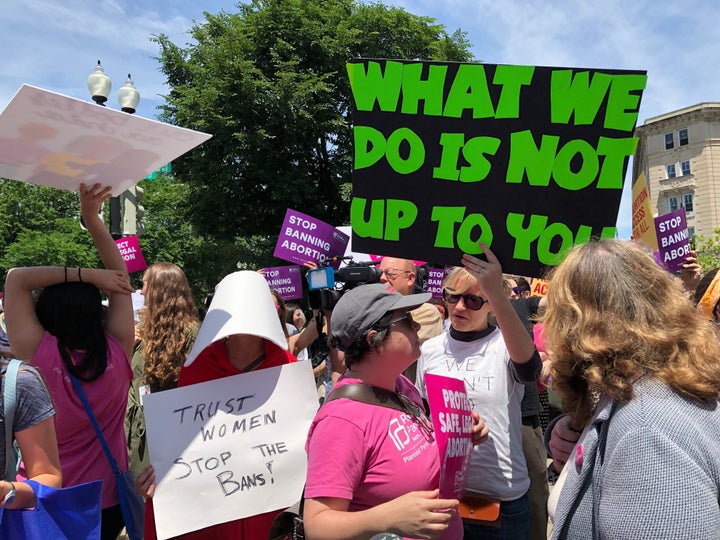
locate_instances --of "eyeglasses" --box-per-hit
[381,268,412,280]
[387,312,416,327]
[512,286,523,295]
[443,289,487,310]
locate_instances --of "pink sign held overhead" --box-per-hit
[424,373,474,499]
[115,235,147,274]
[262,265,303,301]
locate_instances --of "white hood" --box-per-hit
[184,270,288,367]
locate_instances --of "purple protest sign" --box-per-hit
[424,373,474,499]
[426,268,451,300]
[654,207,690,273]
[115,235,147,274]
[262,266,303,301]
[274,209,349,269]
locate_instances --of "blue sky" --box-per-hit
[3,0,719,237]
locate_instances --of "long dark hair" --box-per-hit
[35,282,108,382]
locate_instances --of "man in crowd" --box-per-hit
[378,257,444,383]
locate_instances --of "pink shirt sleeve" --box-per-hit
[305,414,366,501]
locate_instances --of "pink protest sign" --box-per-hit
[654,207,690,273]
[262,265,303,301]
[424,373,474,499]
[273,209,349,269]
[115,235,147,274]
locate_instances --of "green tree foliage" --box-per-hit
[153,0,473,252]
[0,179,100,278]
[693,229,720,273]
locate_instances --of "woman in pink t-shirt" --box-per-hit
[303,283,488,540]
[4,183,135,540]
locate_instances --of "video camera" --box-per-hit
[307,257,382,310]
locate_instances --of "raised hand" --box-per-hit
[461,242,504,299]
[80,182,113,222]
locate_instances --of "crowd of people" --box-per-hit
[1,183,720,539]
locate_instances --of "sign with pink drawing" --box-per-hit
[0,85,211,195]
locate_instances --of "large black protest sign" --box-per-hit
[347,59,647,276]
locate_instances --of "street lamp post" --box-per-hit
[87,60,140,239]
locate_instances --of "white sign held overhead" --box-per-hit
[0,84,212,195]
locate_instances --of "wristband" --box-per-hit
[1,482,16,508]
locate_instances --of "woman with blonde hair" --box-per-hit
[416,244,541,539]
[125,262,200,478]
[544,239,720,539]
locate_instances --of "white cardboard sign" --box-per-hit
[0,84,212,194]
[143,361,318,539]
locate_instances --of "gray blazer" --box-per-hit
[552,378,720,539]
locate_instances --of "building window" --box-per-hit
[664,132,674,150]
[683,193,694,213]
[678,128,689,146]
[688,226,695,239]
[666,164,676,178]
[681,160,691,176]
[668,196,678,212]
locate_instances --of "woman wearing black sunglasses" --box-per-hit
[415,243,541,540]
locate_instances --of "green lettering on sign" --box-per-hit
[506,131,557,186]
[347,61,403,112]
[400,63,448,116]
[350,197,384,239]
[431,206,467,248]
[443,64,495,119]
[460,137,501,182]
[384,199,418,241]
[506,213,547,261]
[457,213,492,253]
[385,128,425,174]
[553,139,599,191]
[550,70,611,126]
[354,126,387,170]
[493,65,535,119]
[596,137,638,189]
[433,133,464,181]
[604,74,647,131]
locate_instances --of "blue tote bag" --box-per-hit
[0,479,102,539]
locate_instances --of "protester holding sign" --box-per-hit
[543,239,720,539]
[125,262,200,479]
[416,243,541,539]
[138,270,297,540]
[304,283,489,540]
[3,182,136,539]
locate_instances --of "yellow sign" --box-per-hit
[631,172,658,251]
[530,278,549,297]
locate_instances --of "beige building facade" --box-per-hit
[633,102,720,239]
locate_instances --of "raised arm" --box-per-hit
[4,266,133,360]
[80,183,135,359]
[461,243,537,364]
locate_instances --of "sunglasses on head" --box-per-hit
[442,289,487,310]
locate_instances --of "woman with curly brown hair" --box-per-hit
[125,262,200,479]
[544,239,720,539]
